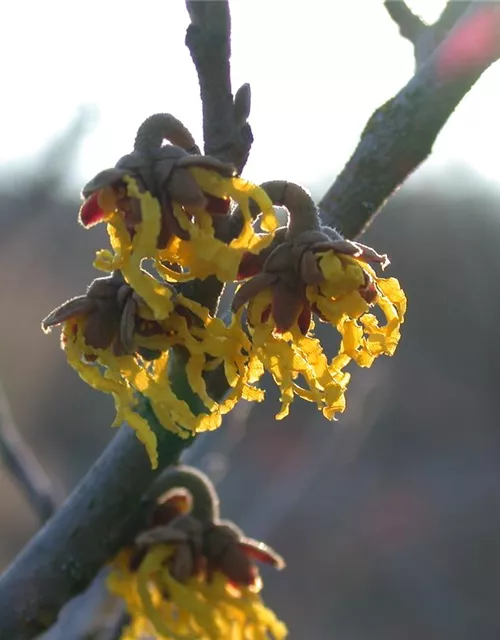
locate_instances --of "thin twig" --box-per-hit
[319,2,500,237]
[0,382,62,523]
[185,0,253,172]
[383,1,425,43]
[0,1,499,638]
[385,0,473,69]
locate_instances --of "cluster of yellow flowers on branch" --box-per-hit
[42,113,406,469]
[108,466,287,639]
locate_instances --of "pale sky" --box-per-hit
[1,1,499,192]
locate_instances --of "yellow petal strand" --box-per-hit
[167,203,242,282]
[318,254,365,299]
[186,354,216,411]
[120,178,174,320]
[122,407,159,470]
[93,215,131,273]
[338,318,363,358]
[97,186,117,213]
[154,259,195,283]
[176,294,210,323]
[137,548,200,640]
[155,168,277,283]
[188,167,278,234]
[378,277,408,318]
[62,324,160,468]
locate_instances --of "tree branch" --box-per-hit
[436,1,473,34]
[2,2,499,638]
[182,1,254,310]
[319,2,500,237]
[0,405,192,638]
[385,0,473,69]
[0,382,62,523]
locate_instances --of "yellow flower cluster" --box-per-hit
[43,117,406,469]
[309,252,406,367]
[106,466,287,639]
[108,547,287,640]
[94,171,278,294]
[242,252,406,421]
[48,170,276,468]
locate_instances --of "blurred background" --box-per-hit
[2,1,500,639]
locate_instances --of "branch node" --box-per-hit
[384,0,426,43]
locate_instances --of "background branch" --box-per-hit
[319,1,500,237]
[1,1,499,638]
[385,0,472,69]
[0,382,62,523]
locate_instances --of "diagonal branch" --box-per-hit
[1,2,500,638]
[385,0,473,69]
[0,382,62,523]
[319,1,500,238]
[0,403,191,639]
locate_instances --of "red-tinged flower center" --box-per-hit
[261,305,272,325]
[174,305,195,329]
[297,302,312,335]
[204,193,231,215]
[359,273,378,304]
[237,253,264,280]
[79,191,106,228]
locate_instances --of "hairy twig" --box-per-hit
[182,1,254,311]
[320,1,500,237]
[1,1,499,637]
[0,382,62,523]
[185,0,253,171]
